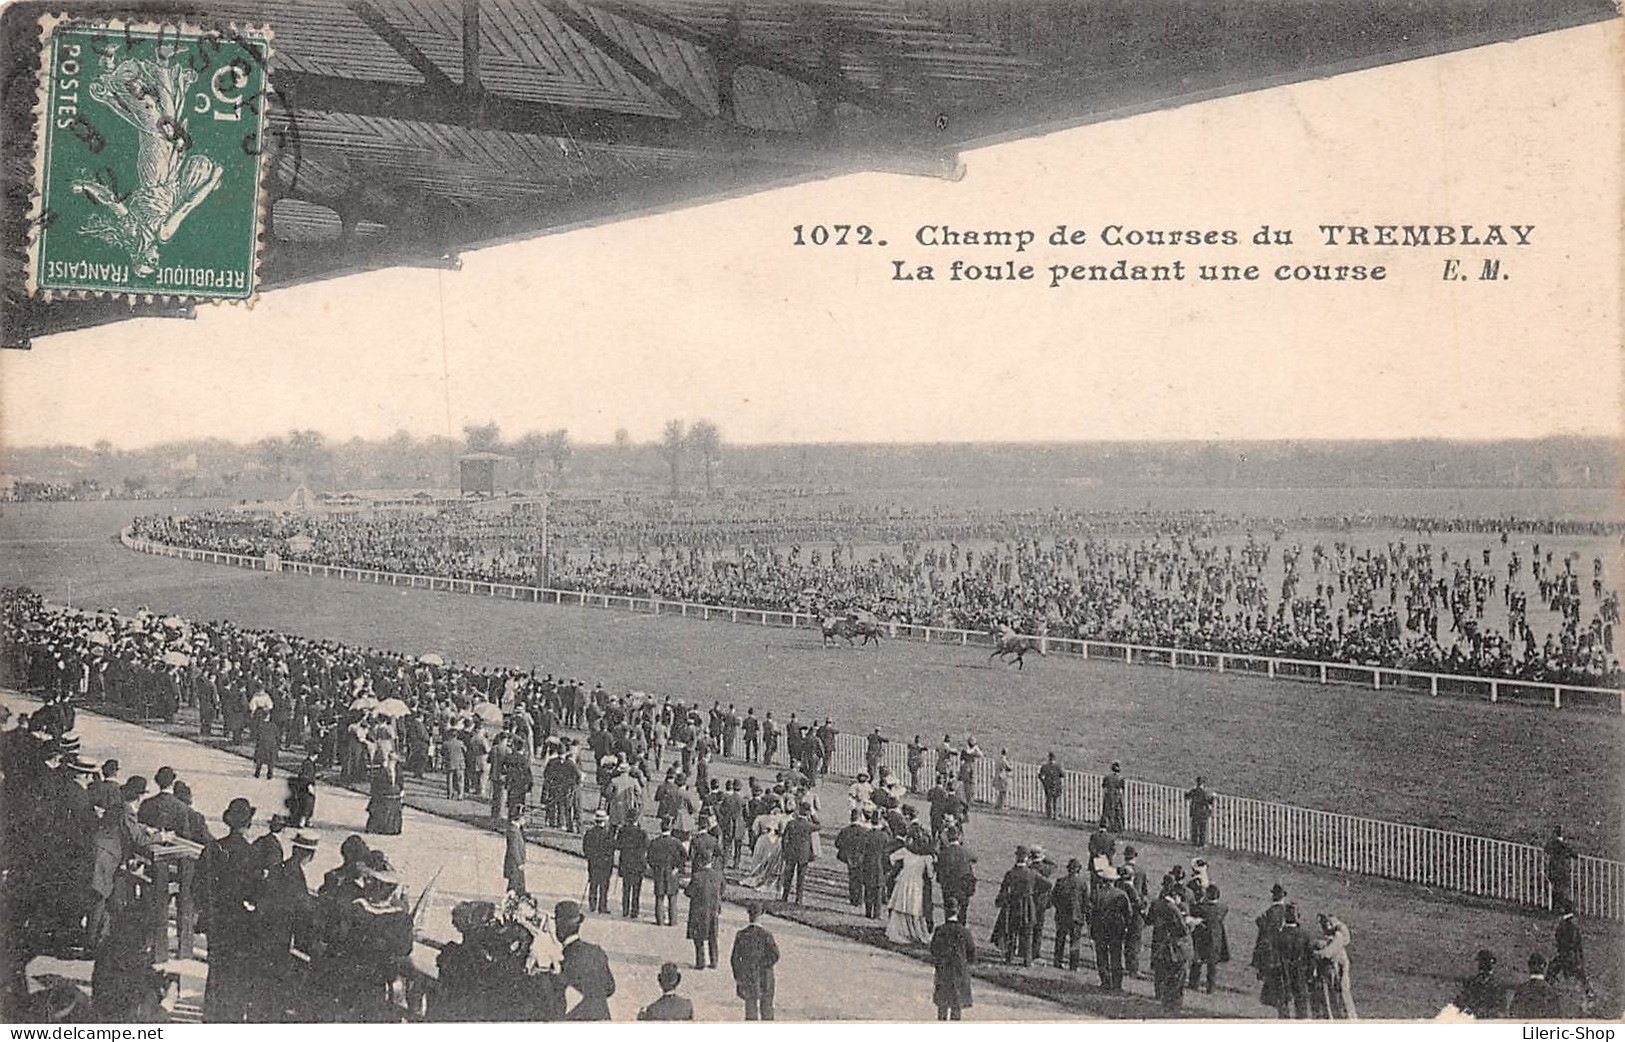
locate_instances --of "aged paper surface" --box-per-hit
[0,1,1620,1029]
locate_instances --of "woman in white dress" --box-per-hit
[740,798,788,889]
[885,837,937,945]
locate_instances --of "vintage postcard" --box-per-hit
[0,0,1620,1031]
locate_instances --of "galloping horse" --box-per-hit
[988,627,1045,669]
[822,614,884,648]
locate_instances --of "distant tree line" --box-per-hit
[2,435,1616,501]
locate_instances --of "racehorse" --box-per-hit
[822,614,883,648]
[988,627,1045,669]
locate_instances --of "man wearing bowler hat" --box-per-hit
[555,899,616,1020]
[198,797,263,1022]
[637,962,694,1021]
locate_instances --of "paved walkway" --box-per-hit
[14,697,1072,1022]
[26,694,1619,1020]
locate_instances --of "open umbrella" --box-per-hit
[349,694,379,712]
[162,650,189,667]
[87,632,111,646]
[374,698,410,718]
[472,702,503,725]
[419,653,445,667]
[161,616,185,630]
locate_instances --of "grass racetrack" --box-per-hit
[2,499,1621,858]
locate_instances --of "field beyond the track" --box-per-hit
[3,499,1621,857]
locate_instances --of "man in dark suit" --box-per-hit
[1508,953,1561,1019]
[857,817,891,919]
[637,962,693,1021]
[1101,761,1127,832]
[1090,868,1132,991]
[685,853,725,969]
[583,809,617,914]
[778,804,819,904]
[1185,776,1216,848]
[87,759,122,814]
[258,833,318,1019]
[556,901,616,1020]
[198,797,264,1023]
[1549,900,1593,998]
[1454,949,1505,1019]
[1269,905,1315,1018]
[1049,858,1089,971]
[729,901,780,1020]
[1148,884,1193,1011]
[835,810,867,906]
[1189,883,1230,993]
[718,781,747,867]
[936,828,977,913]
[930,899,976,1021]
[992,846,1036,966]
[1251,883,1290,1009]
[617,818,649,919]
[1027,847,1057,964]
[646,819,685,927]
[688,816,721,876]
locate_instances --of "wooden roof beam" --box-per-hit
[543,1,711,122]
[585,0,913,120]
[347,0,459,97]
[270,71,962,179]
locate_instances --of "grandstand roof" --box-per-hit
[2,0,1616,348]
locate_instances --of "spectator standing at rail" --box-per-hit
[1185,777,1216,847]
[1544,826,1578,910]
[742,709,760,763]
[1102,761,1127,832]
[864,728,887,780]
[906,736,926,793]
[1038,753,1064,819]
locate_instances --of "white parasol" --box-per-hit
[349,694,379,712]
[419,653,445,666]
[87,632,111,646]
[472,702,503,725]
[162,650,190,667]
[374,698,411,718]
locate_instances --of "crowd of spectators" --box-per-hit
[132,504,1625,688]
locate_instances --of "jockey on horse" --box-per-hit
[821,606,884,648]
[988,621,1045,669]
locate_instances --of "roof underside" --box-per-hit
[2,0,1617,348]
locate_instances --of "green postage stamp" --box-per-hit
[27,17,273,301]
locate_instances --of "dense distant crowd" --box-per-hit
[132,505,1624,688]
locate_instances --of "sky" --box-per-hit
[1,21,1619,450]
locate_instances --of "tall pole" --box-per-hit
[535,486,550,590]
